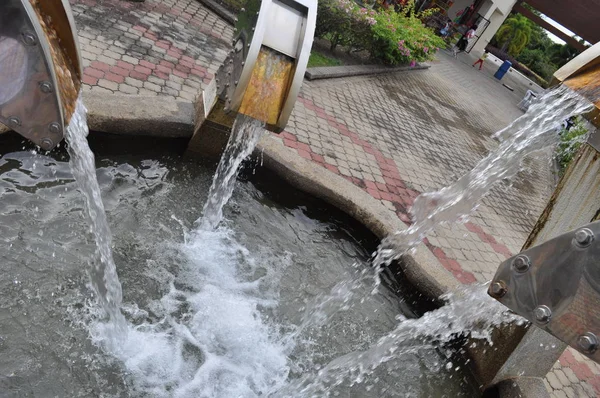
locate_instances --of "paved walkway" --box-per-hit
[70,0,598,396]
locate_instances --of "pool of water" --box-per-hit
[0,133,479,397]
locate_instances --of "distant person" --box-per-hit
[440,19,452,38]
[453,25,477,57]
[472,50,489,70]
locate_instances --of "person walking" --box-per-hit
[453,25,477,57]
[472,50,489,70]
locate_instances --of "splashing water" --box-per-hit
[375,86,594,266]
[200,115,264,230]
[279,284,524,396]
[65,97,126,338]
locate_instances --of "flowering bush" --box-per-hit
[370,10,445,64]
[315,0,444,65]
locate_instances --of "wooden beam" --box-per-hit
[513,4,587,52]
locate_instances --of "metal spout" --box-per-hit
[0,0,82,150]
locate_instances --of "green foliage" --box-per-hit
[517,48,555,81]
[370,10,445,65]
[496,14,532,56]
[316,0,377,51]
[556,117,589,175]
[315,0,444,65]
[308,51,342,67]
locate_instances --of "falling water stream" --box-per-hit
[33,85,593,396]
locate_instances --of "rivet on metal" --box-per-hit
[574,228,594,247]
[252,27,255,32]
[578,332,598,354]
[21,31,37,46]
[240,7,245,11]
[489,281,507,298]
[234,18,238,22]
[40,138,54,151]
[40,81,53,93]
[533,305,551,324]
[7,116,21,127]
[241,61,245,66]
[234,80,238,85]
[48,122,62,135]
[512,255,531,273]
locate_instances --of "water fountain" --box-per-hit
[3,0,600,397]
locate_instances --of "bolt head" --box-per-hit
[40,81,53,93]
[240,7,245,11]
[489,281,507,298]
[48,122,62,135]
[40,138,54,151]
[574,228,594,247]
[21,31,37,46]
[578,333,598,354]
[7,117,21,128]
[533,305,551,324]
[512,255,531,273]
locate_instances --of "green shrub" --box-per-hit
[315,0,444,65]
[316,0,377,51]
[370,10,445,65]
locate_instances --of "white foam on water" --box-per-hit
[89,226,291,397]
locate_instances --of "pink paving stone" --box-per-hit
[117,60,135,70]
[139,60,156,70]
[105,72,125,83]
[325,164,340,174]
[296,142,311,152]
[490,243,513,258]
[280,132,297,141]
[153,70,170,80]
[133,25,146,32]
[134,65,153,75]
[180,59,195,68]
[168,49,183,59]
[383,177,403,187]
[190,69,206,78]
[156,65,172,74]
[90,61,111,71]
[129,70,149,80]
[109,66,130,77]
[311,153,325,163]
[160,60,176,69]
[376,182,389,192]
[572,363,594,380]
[444,258,463,272]
[144,31,158,40]
[380,192,394,202]
[367,188,382,199]
[364,180,377,190]
[175,64,191,74]
[156,41,170,50]
[454,270,478,284]
[297,149,311,160]
[559,350,577,365]
[588,376,600,395]
[203,77,212,85]
[172,69,188,78]
[82,75,98,85]
[84,67,104,79]
[283,139,298,149]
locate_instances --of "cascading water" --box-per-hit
[200,115,264,230]
[64,97,126,340]
[37,85,593,396]
[375,86,594,267]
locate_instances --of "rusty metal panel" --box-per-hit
[238,47,294,127]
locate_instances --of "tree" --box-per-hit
[495,14,532,56]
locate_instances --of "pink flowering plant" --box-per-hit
[370,9,445,65]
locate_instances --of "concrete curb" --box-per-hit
[255,134,459,298]
[83,92,195,138]
[305,63,430,81]
[195,0,236,25]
